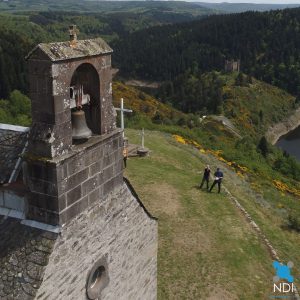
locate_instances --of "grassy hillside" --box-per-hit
[113,81,185,124]
[115,76,300,233]
[114,72,296,139]
[124,129,300,299]
[221,72,296,138]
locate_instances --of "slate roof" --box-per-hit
[26,38,113,62]
[0,215,57,300]
[0,124,29,185]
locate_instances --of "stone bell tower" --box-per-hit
[0,27,157,300]
[25,25,123,225]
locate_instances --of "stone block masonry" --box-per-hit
[26,129,123,226]
[35,183,158,300]
[27,48,115,158]
[2,32,159,300]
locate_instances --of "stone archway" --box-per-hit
[70,63,101,134]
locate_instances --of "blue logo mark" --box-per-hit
[273,261,294,283]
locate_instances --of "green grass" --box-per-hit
[124,129,288,300]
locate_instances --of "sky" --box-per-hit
[197,0,300,3]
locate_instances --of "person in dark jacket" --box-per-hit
[209,168,223,193]
[200,165,211,190]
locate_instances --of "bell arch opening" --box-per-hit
[70,63,101,138]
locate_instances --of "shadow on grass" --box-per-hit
[193,185,212,192]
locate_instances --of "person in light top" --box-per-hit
[209,168,223,193]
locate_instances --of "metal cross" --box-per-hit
[115,98,132,138]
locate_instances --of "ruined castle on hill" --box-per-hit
[0,26,157,299]
[225,59,240,73]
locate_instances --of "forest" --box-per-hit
[0,2,212,100]
[2,6,300,119]
[113,8,300,98]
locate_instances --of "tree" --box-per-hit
[0,90,31,126]
[257,136,269,157]
[247,74,253,84]
[235,73,245,86]
[259,110,264,122]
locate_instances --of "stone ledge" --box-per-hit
[52,129,122,164]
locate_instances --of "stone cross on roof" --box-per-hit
[69,24,78,47]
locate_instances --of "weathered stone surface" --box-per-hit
[0,216,57,300]
[26,130,123,225]
[36,183,157,300]
[27,38,112,62]
[27,41,116,159]
[2,35,157,300]
[66,185,82,206]
[0,125,29,184]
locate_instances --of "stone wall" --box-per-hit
[26,129,123,226]
[35,183,157,300]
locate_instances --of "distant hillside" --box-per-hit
[217,72,296,138]
[112,73,297,140]
[196,2,300,13]
[113,8,300,96]
[113,81,185,125]
[156,71,297,134]
[0,1,214,99]
[0,0,214,15]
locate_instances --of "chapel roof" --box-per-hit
[0,124,29,184]
[26,37,113,62]
[0,215,57,299]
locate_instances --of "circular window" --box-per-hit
[86,257,109,300]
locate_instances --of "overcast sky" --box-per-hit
[197,0,300,3]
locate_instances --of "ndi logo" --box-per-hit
[271,261,295,297]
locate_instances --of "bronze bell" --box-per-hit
[71,110,92,140]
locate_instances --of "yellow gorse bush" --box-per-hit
[173,134,248,176]
[173,135,300,198]
[173,134,188,145]
[273,180,300,197]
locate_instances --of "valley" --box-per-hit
[1,2,300,299]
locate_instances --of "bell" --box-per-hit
[71,110,92,140]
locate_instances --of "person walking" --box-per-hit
[200,165,211,190]
[209,168,223,193]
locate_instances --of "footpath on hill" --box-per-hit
[124,129,300,300]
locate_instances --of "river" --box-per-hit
[276,125,300,161]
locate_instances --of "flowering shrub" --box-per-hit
[273,180,300,197]
[173,134,188,145]
[173,135,300,199]
[173,134,249,176]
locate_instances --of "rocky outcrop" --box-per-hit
[266,107,300,144]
